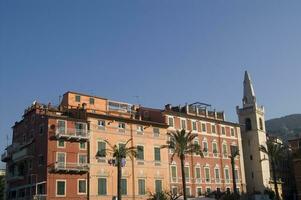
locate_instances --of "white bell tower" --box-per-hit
[237,71,271,194]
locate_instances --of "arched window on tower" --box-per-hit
[245,118,252,131]
[259,118,263,130]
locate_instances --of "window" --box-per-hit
[98,120,105,129]
[57,120,66,134]
[79,142,86,150]
[195,167,201,183]
[98,178,107,195]
[221,127,225,135]
[203,141,208,156]
[223,143,228,157]
[97,141,106,157]
[75,95,81,102]
[185,187,191,196]
[259,118,263,130]
[118,122,125,132]
[171,166,177,182]
[121,179,127,195]
[78,154,87,164]
[89,97,94,105]
[153,127,160,137]
[57,140,65,148]
[168,117,174,127]
[154,147,161,162]
[155,180,162,193]
[181,119,186,130]
[192,121,197,131]
[138,179,146,195]
[212,142,218,156]
[234,169,239,181]
[38,155,44,166]
[184,166,190,182]
[56,180,66,196]
[224,168,230,183]
[194,140,200,155]
[215,168,220,183]
[206,187,211,193]
[78,179,87,194]
[231,128,235,136]
[250,155,253,160]
[205,167,210,183]
[197,188,202,196]
[211,124,216,133]
[56,153,65,167]
[245,118,252,131]
[201,123,206,132]
[137,125,143,134]
[28,160,32,170]
[172,187,178,195]
[137,146,144,160]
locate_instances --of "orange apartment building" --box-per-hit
[289,138,301,200]
[140,103,246,197]
[2,91,246,199]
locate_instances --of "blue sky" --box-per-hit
[1,1,301,166]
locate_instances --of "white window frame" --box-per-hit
[77,179,87,195]
[57,139,65,148]
[180,118,187,130]
[79,141,87,150]
[184,165,190,183]
[138,179,146,195]
[98,120,106,129]
[78,153,87,165]
[56,152,66,166]
[224,167,230,183]
[170,165,178,183]
[185,187,191,196]
[137,125,143,134]
[168,116,174,127]
[196,187,202,197]
[56,179,66,197]
[204,167,210,183]
[57,120,67,134]
[201,122,207,133]
[230,127,235,137]
[195,166,201,183]
[191,120,197,132]
[212,142,218,157]
[214,167,220,183]
[221,126,226,135]
[172,186,178,195]
[136,144,145,161]
[211,124,216,134]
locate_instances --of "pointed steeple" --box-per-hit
[243,71,256,107]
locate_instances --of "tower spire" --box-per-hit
[243,71,256,107]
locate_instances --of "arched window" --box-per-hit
[245,118,252,131]
[259,118,263,130]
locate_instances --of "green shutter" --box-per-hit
[155,180,162,193]
[171,166,177,178]
[138,179,145,195]
[57,181,65,195]
[98,178,107,195]
[98,142,106,157]
[154,148,161,161]
[196,168,201,178]
[121,179,127,195]
[137,146,144,160]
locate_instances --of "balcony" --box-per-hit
[1,150,11,162]
[12,147,33,162]
[7,175,24,182]
[52,162,89,173]
[33,195,47,200]
[55,128,89,141]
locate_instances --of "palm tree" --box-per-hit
[259,140,285,200]
[96,138,137,200]
[161,129,203,200]
[229,145,239,198]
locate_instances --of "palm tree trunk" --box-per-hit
[271,160,280,200]
[180,155,187,200]
[117,157,122,200]
[231,157,237,196]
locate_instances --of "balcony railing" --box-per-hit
[33,195,47,200]
[7,175,24,182]
[55,128,89,140]
[52,162,89,173]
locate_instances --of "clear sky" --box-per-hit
[1,1,301,165]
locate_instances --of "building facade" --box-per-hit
[3,91,246,199]
[289,138,301,200]
[237,71,271,194]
